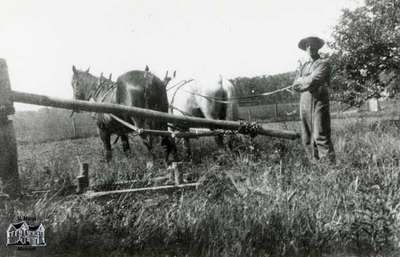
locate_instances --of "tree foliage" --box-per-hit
[330,0,400,107]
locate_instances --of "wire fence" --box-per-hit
[238,99,400,122]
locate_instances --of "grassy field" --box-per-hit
[2,117,400,257]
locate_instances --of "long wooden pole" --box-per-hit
[11,90,300,140]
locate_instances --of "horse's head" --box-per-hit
[98,72,113,88]
[71,65,99,100]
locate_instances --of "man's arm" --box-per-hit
[291,60,305,92]
[293,60,330,92]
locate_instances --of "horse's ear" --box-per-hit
[100,72,103,79]
[86,67,90,73]
[109,73,112,81]
[144,65,149,78]
[72,65,77,74]
[173,70,176,78]
[218,74,223,85]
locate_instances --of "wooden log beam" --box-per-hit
[11,90,300,140]
[85,183,200,199]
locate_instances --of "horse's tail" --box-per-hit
[222,78,239,121]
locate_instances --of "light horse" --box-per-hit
[71,65,177,164]
[166,73,239,158]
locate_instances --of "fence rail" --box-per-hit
[11,90,300,139]
[240,100,400,123]
[239,101,349,122]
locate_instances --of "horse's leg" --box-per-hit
[121,134,130,155]
[183,136,192,161]
[133,117,150,152]
[98,128,112,162]
[161,136,178,164]
[215,133,225,149]
[132,117,155,168]
[139,134,156,168]
[139,134,153,152]
[139,133,155,168]
[203,109,225,150]
[226,133,237,151]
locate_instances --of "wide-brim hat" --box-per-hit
[298,36,325,51]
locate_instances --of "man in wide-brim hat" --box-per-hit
[292,36,335,164]
[297,36,325,51]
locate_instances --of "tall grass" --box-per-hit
[2,118,400,256]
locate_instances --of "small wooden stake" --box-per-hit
[76,163,89,194]
[169,162,183,185]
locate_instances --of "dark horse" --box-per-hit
[71,65,177,165]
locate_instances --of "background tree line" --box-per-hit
[231,72,298,106]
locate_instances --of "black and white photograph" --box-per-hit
[1,0,400,256]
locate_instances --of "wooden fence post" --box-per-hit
[0,59,20,198]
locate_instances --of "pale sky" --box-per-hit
[0,0,362,110]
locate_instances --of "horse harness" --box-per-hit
[89,79,118,103]
[168,78,296,109]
